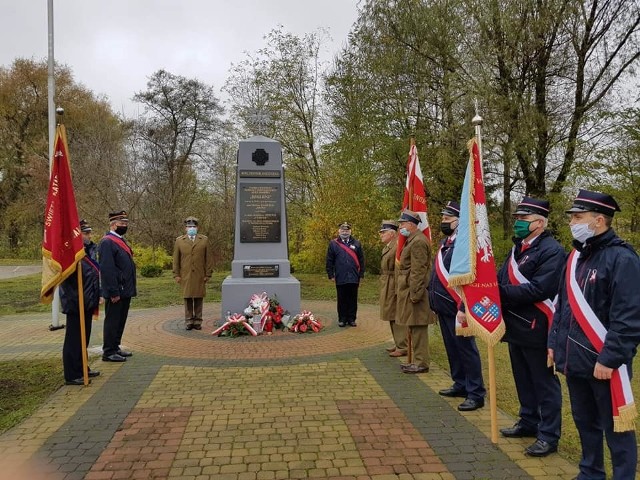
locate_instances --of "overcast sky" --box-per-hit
[1,1,360,116]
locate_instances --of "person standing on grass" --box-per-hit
[395,210,434,374]
[173,216,214,331]
[378,219,407,357]
[429,201,485,411]
[549,189,640,480]
[326,222,365,328]
[60,220,101,385]
[497,197,564,457]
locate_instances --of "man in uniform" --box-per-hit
[99,210,136,362]
[326,222,365,327]
[60,220,101,384]
[549,189,640,479]
[173,216,214,330]
[429,201,486,411]
[396,210,434,374]
[497,197,564,456]
[378,220,407,356]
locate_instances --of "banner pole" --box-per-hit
[472,103,499,443]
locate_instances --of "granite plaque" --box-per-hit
[243,264,280,278]
[239,183,281,243]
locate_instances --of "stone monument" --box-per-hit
[221,135,301,318]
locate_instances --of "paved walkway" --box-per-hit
[0,302,578,480]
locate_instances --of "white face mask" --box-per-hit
[570,222,595,244]
[399,227,411,237]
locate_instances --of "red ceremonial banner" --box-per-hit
[40,124,85,303]
[447,138,504,345]
[396,142,431,263]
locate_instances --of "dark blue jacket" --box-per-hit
[326,236,365,285]
[428,236,458,317]
[60,245,100,314]
[497,231,565,348]
[548,229,640,378]
[98,232,137,299]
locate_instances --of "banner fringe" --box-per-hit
[614,403,637,432]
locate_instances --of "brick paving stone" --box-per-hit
[0,302,583,479]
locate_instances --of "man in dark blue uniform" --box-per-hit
[99,210,137,362]
[549,190,640,479]
[60,220,101,385]
[326,222,365,327]
[497,197,565,457]
[428,201,486,411]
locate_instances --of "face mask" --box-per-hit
[115,225,128,236]
[570,222,595,244]
[399,227,411,237]
[440,222,456,236]
[187,227,197,236]
[339,233,350,240]
[513,219,533,239]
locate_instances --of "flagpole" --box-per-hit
[472,106,499,444]
[47,0,65,331]
[406,138,415,366]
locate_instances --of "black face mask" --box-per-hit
[115,226,128,236]
[440,222,456,236]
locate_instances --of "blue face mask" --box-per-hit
[187,227,197,236]
[399,227,411,237]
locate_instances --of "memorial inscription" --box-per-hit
[243,264,280,278]
[239,183,281,243]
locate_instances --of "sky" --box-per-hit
[0,0,360,116]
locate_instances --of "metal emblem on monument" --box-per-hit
[247,108,272,137]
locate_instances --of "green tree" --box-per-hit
[0,58,124,256]
[129,69,225,252]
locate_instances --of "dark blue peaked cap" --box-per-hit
[514,197,550,218]
[441,201,460,217]
[397,210,420,225]
[566,189,621,217]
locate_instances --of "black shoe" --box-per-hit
[525,439,557,457]
[88,370,100,378]
[348,322,357,327]
[186,324,193,330]
[338,321,346,327]
[65,378,89,386]
[457,398,484,411]
[500,423,538,438]
[102,353,127,362]
[401,364,429,374]
[117,350,133,357]
[193,325,202,330]
[439,387,467,398]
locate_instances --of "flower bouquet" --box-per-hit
[289,310,322,333]
[212,313,258,337]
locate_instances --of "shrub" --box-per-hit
[140,264,163,277]
[130,244,172,269]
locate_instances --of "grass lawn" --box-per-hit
[0,268,634,474]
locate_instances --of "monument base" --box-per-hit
[221,276,301,320]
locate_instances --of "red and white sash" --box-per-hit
[507,246,555,329]
[435,245,462,305]
[566,249,637,432]
[334,239,360,272]
[104,234,133,257]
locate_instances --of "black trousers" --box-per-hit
[336,283,359,324]
[63,309,93,381]
[438,312,485,402]
[566,375,637,480]
[508,343,561,444]
[103,297,131,356]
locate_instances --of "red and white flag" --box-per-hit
[396,142,431,263]
[447,138,505,345]
[40,124,85,303]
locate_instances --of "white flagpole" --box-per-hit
[48,0,64,330]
